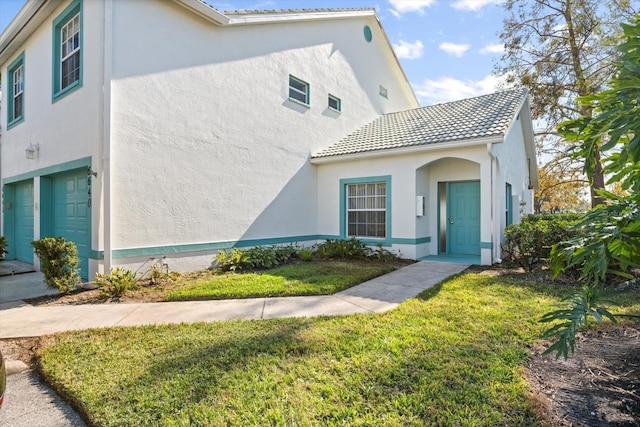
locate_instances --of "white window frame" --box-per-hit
[346,182,387,239]
[379,85,388,98]
[60,13,80,90]
[12,65,24,120]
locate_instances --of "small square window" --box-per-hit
[328,94,341,112]
[289,75,309,105]
[379,85,388,98]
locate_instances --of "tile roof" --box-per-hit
[195,1,373,16]
[312,88,528,159]
[223,8,374,15]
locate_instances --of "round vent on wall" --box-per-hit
[364,25,372,42]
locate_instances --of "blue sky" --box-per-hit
[0,0,507,106]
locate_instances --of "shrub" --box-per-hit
[148,260,175,286]
[502,214,580,271]
[299,247,315,262]
[315,237,373,259]
[272,245,299,265]
[31,237,80,294]
[244,246,278,269]
[216,248,246,271]
[372,243,400,261]
[0,235,8,259]
[93,267,138,298]
[216,245,299,271]
[136,257,175,286]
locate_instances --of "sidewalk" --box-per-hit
[0,261,468,338]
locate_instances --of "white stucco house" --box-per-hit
[1,0,537,280]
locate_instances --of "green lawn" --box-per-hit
[164,261,397,301]
[38,273,587,426]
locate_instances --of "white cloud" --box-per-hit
[388,0,435,16]
[452,0,503,11]
[392,39,424,59]
[438,42,471,58]
[479,43,504,54]
[413,74,506,105]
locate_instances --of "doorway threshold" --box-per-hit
[419,254,481,265]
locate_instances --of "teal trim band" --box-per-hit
[95,234,433,261]
[339,175,392,247]
[392,237,431,245]
[52,0,83,102]
[480,242,493,249]
[3,157,91,184]
[111,235,336,259]
[7,51,25,130]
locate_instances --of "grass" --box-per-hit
[36,273,599,426]
[163,260,397,301]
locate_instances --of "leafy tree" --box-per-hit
[535,163,589,213]
[497,0,639,207]
[542,14,640,359]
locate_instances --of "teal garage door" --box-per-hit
[14,181,35,263]
[53,170,90,279]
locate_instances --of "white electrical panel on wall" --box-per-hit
[416,196,425,216]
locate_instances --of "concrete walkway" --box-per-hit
[0,261,468,338]
[0,261,468,427]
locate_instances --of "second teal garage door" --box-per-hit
[52,170,90,280]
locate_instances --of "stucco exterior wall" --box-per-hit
[0,0,104,268]
[316,145,491,260]
[107,0,417,266]
[0,0,103,181]
[491,113,535,232]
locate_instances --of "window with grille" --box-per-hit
[52,0,82,101]
[346,182,387,238]
[60,13,80,90]
[7,52,25,128]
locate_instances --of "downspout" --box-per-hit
[487,143,497,264]
[102,0,113,272]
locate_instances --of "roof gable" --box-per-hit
[312,88,528,159]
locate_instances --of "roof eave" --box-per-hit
[171,0,230,25]
[172,1,378,26]
[372,14,419,107]
[226,9,376,25]
[310,135,504,164]
[0,0,56,65]
[520,96,540,189]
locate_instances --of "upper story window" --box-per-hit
[288,75,309,106]
[7,52,25,129]
[328,94,341,112]
[52,0,82,101]
[379,85,388,99]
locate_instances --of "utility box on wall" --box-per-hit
[416,196,425,217]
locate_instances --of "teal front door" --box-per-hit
[14,181,35,263]
[447,181,480,256]
[53,170,90,279]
